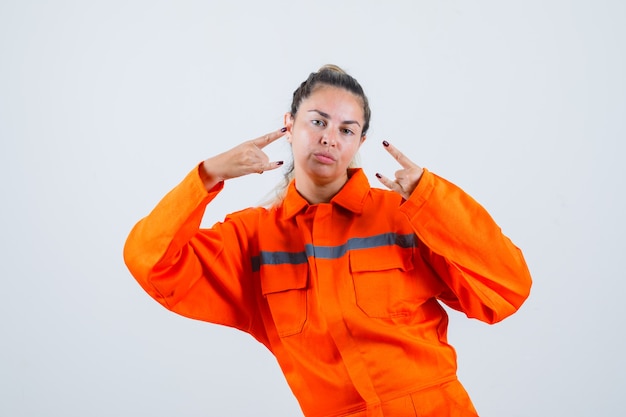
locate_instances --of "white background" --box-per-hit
[1,1,625,416]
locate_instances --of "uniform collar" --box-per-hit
[282,168,370,219]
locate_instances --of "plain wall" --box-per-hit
[1,1,625,416]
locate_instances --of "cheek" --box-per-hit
[290,139,307,159]
[345,141,361,156]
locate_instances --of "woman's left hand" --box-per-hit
[376,141,424,200]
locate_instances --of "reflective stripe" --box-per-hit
[252,233,415,271]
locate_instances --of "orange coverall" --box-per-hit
[124,167,532,417]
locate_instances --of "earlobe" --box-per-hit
[360,135,367,145]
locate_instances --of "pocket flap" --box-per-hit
[349,246,414,273]
[260,263,308,295]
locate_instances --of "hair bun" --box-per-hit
[318,64,346,74]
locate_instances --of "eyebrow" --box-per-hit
[308,109,362,127]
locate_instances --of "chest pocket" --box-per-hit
[260,264,308,337]
[350,247,424,319]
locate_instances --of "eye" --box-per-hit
[340,128,355,136]
[311,119,326,127]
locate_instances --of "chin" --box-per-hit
[310,167,346,182]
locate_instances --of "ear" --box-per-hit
[359,134,367,146]
[283,112,295,143]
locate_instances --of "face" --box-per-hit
[285,85,366,188]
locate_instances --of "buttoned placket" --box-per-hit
[306,202,384,417]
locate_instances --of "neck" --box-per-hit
[295,172,349,204]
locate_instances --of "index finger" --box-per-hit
[251,127,287,149]
[382,140,418,169]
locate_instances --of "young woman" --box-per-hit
[124,65,532,416]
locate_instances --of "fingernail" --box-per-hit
[382,140,389,147]
[277,160,284,166]
[280,127,287,133]
[375,173,382,178]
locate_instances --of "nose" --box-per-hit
[321,131,337,147]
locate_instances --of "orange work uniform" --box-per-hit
[124,166,532,417]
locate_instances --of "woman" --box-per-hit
[124,65,532,416]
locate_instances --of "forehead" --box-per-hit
[300,85,365,119]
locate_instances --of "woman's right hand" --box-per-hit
[200,127,286,190]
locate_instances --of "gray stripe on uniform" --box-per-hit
[252,233,415,270]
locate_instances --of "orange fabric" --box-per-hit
[124,167,531,417]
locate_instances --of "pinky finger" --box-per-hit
[265,160,285,172]
[375,172,398,191]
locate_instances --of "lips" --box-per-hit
[313,151,336,164]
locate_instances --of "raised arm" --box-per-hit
[377,141,532,324]
[124,128,287,331]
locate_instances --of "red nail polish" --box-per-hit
[382,140,389,147]
[277,161,284,166]
[375,173,382,178]
[280,127,287,133]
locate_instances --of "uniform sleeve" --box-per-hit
[123,164,260,332]
[400,169,532,324]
